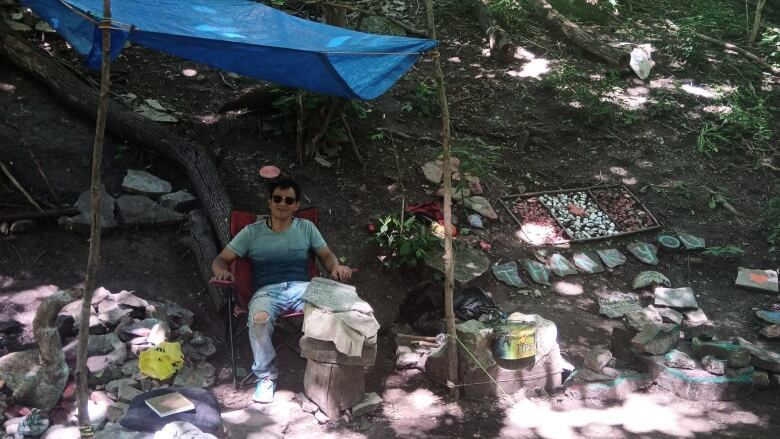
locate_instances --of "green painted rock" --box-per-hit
[596,249,626,268]
[632,271,671,290]
[757,310,780,325]
[627,242,659,265]
[523,259,551,286]
[641,355,753,401]
[677,233,705,250]
[572,252,604,274]
[424,240,490,284]
[691,338,752,368]
[492,261,525,287]
[631,323,680,355]
[598,294,642,319]
[548,253,578,277]
[657,234,682,251]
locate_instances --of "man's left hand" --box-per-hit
[331,265,352,281]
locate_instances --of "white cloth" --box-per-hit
[154,421,217,439]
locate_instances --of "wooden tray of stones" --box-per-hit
[499,184,661,244]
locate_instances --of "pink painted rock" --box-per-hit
[258,165,281,179]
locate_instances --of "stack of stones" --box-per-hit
[424,314,567,398]
[0,288,217,437]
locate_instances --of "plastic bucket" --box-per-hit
[494,321,536,360]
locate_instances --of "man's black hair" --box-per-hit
[268,177,301,201]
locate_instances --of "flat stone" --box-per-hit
[725,366,752,378]
[584,349,613,371]
[641,355,753,401]
[691,338,752,368]
[564,369,653,401]
[664,349,697,369]
[421,161,443,184]
[295,392,319,414]
[116,195,184,226]
[314,411,330,424]
[656,234,682,251]
[624,306,662,332]
[146,299,194,328]
[596,249,627,268]
[598,294,642,319]
[760,325,780,339]
[159,190,198,212]
[752,370,770,389]
[463,196,498,219]
[702,355,726,375]
[173,362,215,388]
[657,307,684,324]
[631,323,679,355]
[395,346,421,370]
[682,322,715,341]
[632,271,671,289]
[572,252,604,274]
[734,337,780,373]
[492,261,526,287]
[34,21,55,33]
[654,287,699,310]
[117,384,142,403]
[88,333,122,356]
[684,308,709,323]
[69,185,118,232]
[98,291,148,326]
[424,240,490,284]
[121,169,172,197]
[756,310,780,325]
[105,378,138,398]
[351,392,382,417]
[548,254,578,277]
[456,320,495,372]
[736,268,779,293]
[523,259,551,286]
[627,242,659,265]
[677,233,705,250]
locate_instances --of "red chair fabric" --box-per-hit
[228,207,319,311]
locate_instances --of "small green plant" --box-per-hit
[696,88,773,155]
[414,81,439,116]
[697,121,727,156]
[372,214,438,268]
[451,136,503,182]
[369,131,385,141]
[759,27,780,68]
[702,246,745,256]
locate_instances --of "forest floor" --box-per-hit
[1,1,779,438]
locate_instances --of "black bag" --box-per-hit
[399,282,500,335]
[120,387,222,436]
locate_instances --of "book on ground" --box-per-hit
[145,392,195,417]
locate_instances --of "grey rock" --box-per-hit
[121,359,139,377]
[677,233,705,250]
[105,378,138,398]
[146,300,194,328]
[657,307,684,324]
[295,393,318,414]
[62,186,118,233]
[596,249,627,268]
[106,402,129,423]
[173,325,194,343]
[683,308,709,323]
[664,349,697,369]
[17,410,49,437]
[752,370,770,389]
[691,338,752,368]
[351,392,382,417]
[631,323,679,355]
[116,195,183,226]
[584,349,612,372]
[159,190,198,212]
[734,337,780,373]
[564,369,653,401]
[523,259,551,286]
[682,321,715,341]
[654,287,698,310]
[492,261,526,287]
[424,240,490,284]
[624,306,662,332]
[88,365,123,387]
[173,362,216,388]
[641,355,753,401]
[121,170,172,197]
[0,349,68,410]
[395,346,421,370]
[702,355,726,375]
[632,271,671,289]
[117,385,142,403]
[572,252,604,274]
[456,320,495,373]
[627,242,659,265]
[725,366,753,378]
[548,254,578,277]
[5,20,32,32]
[314,410,330,424]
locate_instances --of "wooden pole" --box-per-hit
[76,1,112,434]
[425,0,458,399]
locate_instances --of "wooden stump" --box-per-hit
[303,359,365,419]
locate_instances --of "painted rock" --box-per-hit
[598,294,642,319]
[736,268,779,293]
[627,241,659,265]
[492,261,525,288]
[677,233,705,250]
[548,254,578,277]
[596,249,627,268]
[756,310,780,325]
[657,234,682,251]
[572,252,604,274]
[654,287,699,310]
[523,260,551,286]
[632,271,671,289]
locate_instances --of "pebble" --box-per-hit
[538,192,618,239]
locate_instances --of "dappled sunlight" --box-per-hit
[182,68,198,77]
[702,104,731,114]
[681,83,717,99]
[197,114,220,124]
[0,82,16,93]
[507,58,550,79]
[516,223,557,245]
[501,393,763,438]
[553,281,583,296]
[0,275,16,289]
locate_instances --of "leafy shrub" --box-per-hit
[372,214,438,268]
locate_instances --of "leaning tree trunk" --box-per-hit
[0,20,232,250]
[525,0,630,69]
[475,0,516,63]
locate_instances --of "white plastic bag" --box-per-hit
[630,46,654,80]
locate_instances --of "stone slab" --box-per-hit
[424,240,489,284]
[641,355,753,401]
[734,337,780,373]
[121,169,172,197]
[736,268,779,293]
[756,310,780,325]
[677,233,705,250]
[116,195,184,226]
[682,322,715,341]
[627,242,659,265]
[632,271,671,289]
[548,254,578,277]
[572,252,604,274]
[564,369,653,401]
[492,261,525,287]
[657,307,684,324]
[598,294,642,319]
[523,259,551,286]
[664,349,697,369]
[654,287,699,310]
[352,392,382,417]
[631,323,679,355]
[691,338,752,368]
[596,249,627,268]
[159,190,198,212]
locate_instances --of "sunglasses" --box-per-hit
[271,195,297,205]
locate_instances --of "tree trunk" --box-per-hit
[525,0,630,69]
[749,0,767,43]
[183,210,223,308]
[0,20,232,249]
[475,1,516,63]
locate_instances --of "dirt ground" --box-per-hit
[1,2,780,438]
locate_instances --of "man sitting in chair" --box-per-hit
[211,177,351,403]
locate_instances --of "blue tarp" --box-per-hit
[22,0,437,99]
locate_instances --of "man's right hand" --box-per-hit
[211,268,235,282]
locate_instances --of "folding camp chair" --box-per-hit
[210,207,319,387]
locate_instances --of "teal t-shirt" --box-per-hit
[227,217,327,290]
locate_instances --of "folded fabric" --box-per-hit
[120,387,221,436]
[303,303,379,357]
[302,277,367,312]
